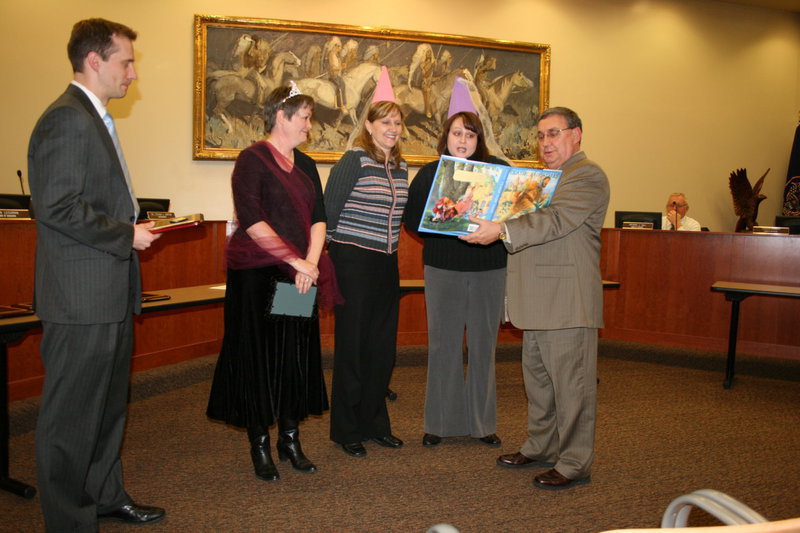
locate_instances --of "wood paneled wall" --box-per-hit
[600,229,800,359]
[4,222,799,401]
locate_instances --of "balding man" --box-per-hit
[663,193,701,231]
[462,107,610,490]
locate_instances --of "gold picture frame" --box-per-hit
[193,14,550,165]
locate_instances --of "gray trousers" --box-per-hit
[36,318,134,532]
[423,265,505,437]
[520,327,598,480]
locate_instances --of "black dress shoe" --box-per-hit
[341,442,367,457]
[532,468,591,491]
[371,435,404,448]
[477,433,502,446]
[422,433,442,447]
[98,503,165,524]
[496,452,554,469]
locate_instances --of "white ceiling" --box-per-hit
[721,0,800,12]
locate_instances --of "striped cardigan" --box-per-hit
[324,149,408,254]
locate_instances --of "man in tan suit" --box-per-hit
[462,107,609,490]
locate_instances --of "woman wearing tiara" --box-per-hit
[207,82,340,482]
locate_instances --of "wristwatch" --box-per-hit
[497,230,507,242]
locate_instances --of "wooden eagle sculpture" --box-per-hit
[729,167,768,232]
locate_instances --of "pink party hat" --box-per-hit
[372,65,396,103]
[447,76,478,118]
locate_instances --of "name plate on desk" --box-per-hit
[145,211,175,220]
[622,221,654,230]
[0,209,32,220]
[752,226,789,235]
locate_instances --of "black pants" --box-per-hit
[328,242,400,444]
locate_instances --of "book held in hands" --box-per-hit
[417,156,561,236]
[148,213,204,233]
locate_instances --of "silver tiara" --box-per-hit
[281,80,302,103]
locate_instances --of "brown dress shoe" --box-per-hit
[533,468,590,490]
[496,452,549,468]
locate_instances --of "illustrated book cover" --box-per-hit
[417,156,561,236]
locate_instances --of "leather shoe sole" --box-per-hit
[98,503,165,524]
[341,442,367,457]
[422,433,442,447]
[371,435,404,448]
[477,433,502,446]
[496,452,554,469]
[533,468,590,491]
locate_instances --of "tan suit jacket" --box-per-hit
[504,151,610,329]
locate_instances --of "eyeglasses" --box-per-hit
[536,127,573,141]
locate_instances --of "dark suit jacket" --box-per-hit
[504,151,610,330]
[28,84,140,324]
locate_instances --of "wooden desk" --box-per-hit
[601,229,800,361]
[0,285,226,499]
[711,281,800,389]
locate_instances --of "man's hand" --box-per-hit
[459,216,504,245]
[133,221,161,250]
[666,209,682,228]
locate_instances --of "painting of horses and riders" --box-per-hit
[193,15,550,165]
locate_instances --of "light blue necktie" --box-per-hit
[102,112,139,218]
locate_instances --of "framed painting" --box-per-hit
[193,14,550,165]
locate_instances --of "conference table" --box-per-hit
[0,284,226,499]
[711,281,800,389]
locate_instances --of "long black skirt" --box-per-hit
[206,266,328,428]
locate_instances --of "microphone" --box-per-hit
[17,169,25,195]
[670,201,677,230]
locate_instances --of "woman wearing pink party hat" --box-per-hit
[324,66,409,458]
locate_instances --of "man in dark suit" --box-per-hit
[27,18,164,531]
[462,107,610,490]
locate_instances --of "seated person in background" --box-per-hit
[663,193,701,231]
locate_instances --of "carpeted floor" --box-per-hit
[3,341,800,532]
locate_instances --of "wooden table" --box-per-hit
[0,284,226,499]
[711,281,800,389]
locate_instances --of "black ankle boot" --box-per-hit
[247,427,279,481]
[277,422,316,473]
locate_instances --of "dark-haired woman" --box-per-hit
[207,83,340,481]
[404,111,507,448]
[324,100,408,457]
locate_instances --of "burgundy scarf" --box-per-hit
[225,141,341,308]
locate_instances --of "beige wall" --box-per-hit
[2,0,799,231]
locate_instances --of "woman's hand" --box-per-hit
[289,257,319,293]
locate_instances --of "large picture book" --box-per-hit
[417,156,561,236]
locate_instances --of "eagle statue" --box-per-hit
[729,167,768,232]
